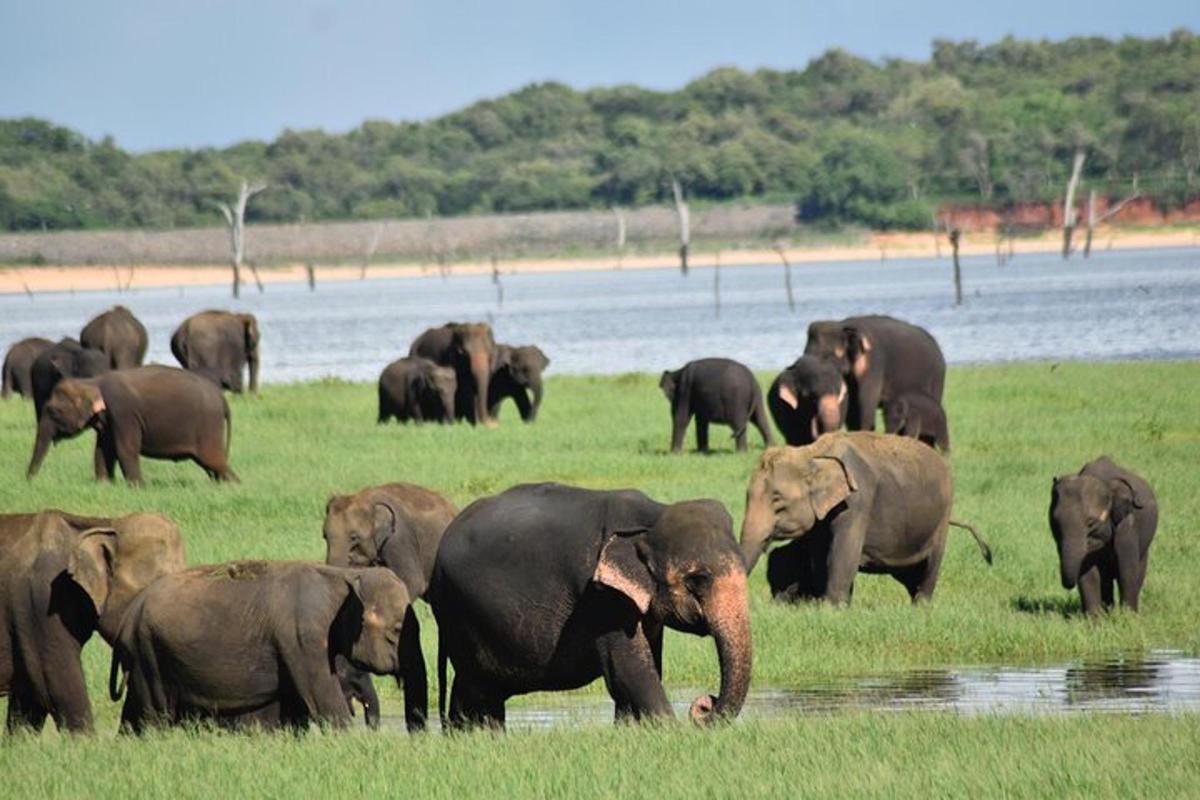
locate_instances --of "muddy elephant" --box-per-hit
[884,392,950,451]
[80,306,148,370]
[110,561,423,733]
[488,344,549,422]
[660,358,774,453]
[30,338,110,420]
[28,365,236,485]
[378,357,457,424]
[409,322,497,426]
[171,310,260,394]
[1050,457,1157,615]
[0,510,185,732]
[768,356,847,446]
[2,337,53,400]
[805,316,945,432]
[430,483,751,729]
[740,433,991,604]
[323,482,458,730]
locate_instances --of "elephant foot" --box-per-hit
[688,694,718,725]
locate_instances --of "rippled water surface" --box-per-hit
[2,247,1198,380]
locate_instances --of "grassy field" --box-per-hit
[0,361,1198,795]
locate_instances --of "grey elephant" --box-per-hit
[30,338,110,420]
[488,344,549,422]
[768,356,847,446]
[409,322,497,426]
[740,432,991,604]
[80,306,148,370]
[2,337,53,400]
[884,392,950,451]
[1050,457,1157,615]
[171,310,260,394]
[0,510,185,732]
[378,356,457,424]
[660,358,774,453]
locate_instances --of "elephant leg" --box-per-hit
[448,674,505,730]
[824,512,867,605]
[281,649,353,728]
[695,417,710,453]
[398,607,427,732]
[732,415,749,451]
[115,431,144,486]
[5,674,48,733]
[670,410,689,453]
[898,542,945,604]
[852,375,883,431]
[1077,565,1103,616]
[1113,519,1144,611]
[596,622,672,723]
[752,401,775,447]
[1100,567,1116,610]
[93,438,115,481]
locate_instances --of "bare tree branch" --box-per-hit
[214,180,268,297]
[772,242,795,313]
[671,178,690,275]
[1061,148,1086,259]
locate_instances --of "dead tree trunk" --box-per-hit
[671,178,690,276]
[215,180,267,298]
[491,255,504,307]
[713,250,721,318]
[772,243,796,313]
[360,223,384,279]
[305,262,316,291]
[612,206,627,270]
[949,229,963,305]
[1061,149,1086,259]
[1084,190,1142,258]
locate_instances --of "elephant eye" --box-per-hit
[684,570,712,596]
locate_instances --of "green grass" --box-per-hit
[0,361,1198,795]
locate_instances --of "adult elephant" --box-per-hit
[80,306,148,370]
[171,310,260,394]
[804,316,945,432]
[2,337,53,399]
[740,433,991,604]
[1050,457,1157,615]
[488,344,550,422]
[30,338,110,420]
[28,365,236,485]
[0,510,185,732]
[110,561,422,733]
[430,483,751,729]
[768,356,847,446]
[409,322,497,426]
[323,482,459,729]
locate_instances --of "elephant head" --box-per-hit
[27,378,106,478]
[240,313,260,394]
[740,441,859,573]
[1050,474,1142,590]
[495,344,550,421]
[658,369,679,401]
[774,356,847,443]
[805,321,873,380]
[429,365,457,422]
[337,567,414,677]
[593,500,752,724]
[451,323,496,425]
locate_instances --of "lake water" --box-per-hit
[2,247,1198,381]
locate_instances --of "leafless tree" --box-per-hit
[214,180,268,298]
[949,228,963,305]
[671,178,690,275]
[491,255,504,307]
[611,206,627,269]
[1083,188,1141,258]
[772,243,796,313]
[360,223,384,279]
[1061,148,1086,259]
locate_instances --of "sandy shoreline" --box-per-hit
[2,227,1196,296]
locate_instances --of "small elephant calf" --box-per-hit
[884,392,950,452]
[378,356,457,424]
[660,358,774,453]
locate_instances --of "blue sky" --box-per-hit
[2,0,1196,151]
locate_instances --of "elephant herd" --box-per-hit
[0,308,1160,736]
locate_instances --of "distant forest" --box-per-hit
[2,31,1197,233]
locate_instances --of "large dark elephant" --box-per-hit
[740,433,991,604]
[0,510,185,732]
[323,482,459,730]
[111,561,423,733]
[378,357,457,424]
[430,483,752,729]
[488,344,550,422]
[80,306,148,370]
[2,337,53,399]
[805,316,945,432]
[171,310,260,394]
[409,322,497,426]
[1050,457,1157,615]
[660,358,774,453]
[768,356,847,446]
[28,365,236,485]
[30,338,110,420]
[884,392,950,452]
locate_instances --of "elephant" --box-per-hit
[429,483,752,729]
[1050,457,1157,615]
[740,432,991,604]
[27,365,236,485]
[377,357,457,424]
[323,482,459,730]
[2,337,53,399]
[659,358,774,453]
[0,510,185,732]
[805,316,945,432]
[109,561,423,733]
[79,306,148,370]
[409,322,497,426]
[488,344,550,422]
[884,392,950,452]
[768,356,847,446]
[170,310,260,394]
[30,338,110,420]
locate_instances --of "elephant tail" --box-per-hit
[223,397,232,457]
[108,646,127,702]
[437,626,449,729]
[950,519,992,565]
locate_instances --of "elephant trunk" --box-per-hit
[26,416,55,478]
[1059,536,1086,590]
[739,491,775,574]
[690,569,752,725]
[527,377,544,422]
[247,346,260,395]
[469,352,492,425]
[818,394,841,434]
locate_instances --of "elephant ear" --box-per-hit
[371,502,396,555]
[593,531,654,615]
[809,456,858,521]
[66,528,118,615]
[242,315,259,351]
[1108,477,1144,519]
[535,349,550,370]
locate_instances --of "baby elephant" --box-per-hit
[27,365,235,485]
[660,358,774,453]
[884,393,950,451]
[378,356,457,424]
[1050,457,1158,615]
[111,561,424,733]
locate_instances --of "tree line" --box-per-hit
[1,31,1197,233]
